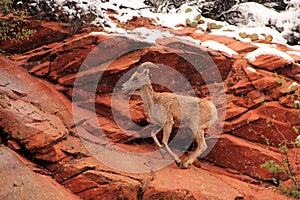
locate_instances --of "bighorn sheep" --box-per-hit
[120,62,218,168]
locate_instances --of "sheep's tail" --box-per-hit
[209,102,218,126]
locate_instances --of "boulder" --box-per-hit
[0,147,79,200]
[0,56,70,151]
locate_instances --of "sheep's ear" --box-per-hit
[141,68,149,78]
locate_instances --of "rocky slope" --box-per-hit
[1,16,300,199]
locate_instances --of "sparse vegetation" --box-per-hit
[260,139,300,199]
[0,0,36,43]
[184,8,203,28]
[206,22,223,30]
[238,32,273,42]
[256,73,300,199]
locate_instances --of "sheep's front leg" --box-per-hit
[151,126,166,158]
[162,118,181,166]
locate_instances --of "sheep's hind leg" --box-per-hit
[180,128,207,169]
[151,126,166,158]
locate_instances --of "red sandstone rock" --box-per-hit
[247,54,293,71]
[62,175,98,194]
[53,157,98,183]
[277,63,300,81]
[0,57,69,151]
[231,115,299,147]
[7,140,22,150]
[195,34,258,54]
[143,163,289,200]
[2,18,299,199]
[34,143,68,163]
[205,134,288,180]
[225,102,248,120]
[0,147,79,200]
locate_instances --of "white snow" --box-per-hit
[245,66,256,73]
[211,26,287,45]
[244,47,294,62]
[194,29,204,34]
[89,27,201,46]
[126,28,174,44]
[227,2,279,27]
[177,36,201,45]
[253,43,277,48]
[201,40,238,56]
[287,51,300,57]
[154,6,201,28]
[224,2,300,44]
[32,0,300,48]
[105,0,147,10]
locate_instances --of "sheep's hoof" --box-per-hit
[180,162,189,169]
[175,160,181,167]
[179,159,189,169]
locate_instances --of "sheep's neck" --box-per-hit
[140,84,156,113]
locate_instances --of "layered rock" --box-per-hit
[1,17,300,199]
[0,147,80,200]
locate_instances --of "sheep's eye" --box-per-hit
[132,77,138,82]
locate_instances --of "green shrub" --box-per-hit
[207,22,223,31]
[185,10,203,28]
[238,32,273,42]
[0,0,13,15]
[0,0,36,42]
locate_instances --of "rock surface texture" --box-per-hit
[1,16,300,200]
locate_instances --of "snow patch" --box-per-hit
[244,47,294,62]
[89,27,201,46]
[126,28,174,44]
[177,36,201,45]
[201,40,238,56]
[227,2,278,27]
[194,29,204,34]
[287,51,300,57]
[224,2,300,45]
[155,6,200,28]
[211,26,287,45]
[33,0,300,48]
[246,66,256,72]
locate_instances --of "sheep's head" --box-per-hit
[120,62,159,94]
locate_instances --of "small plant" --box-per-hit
[249,33,258,41]
[260,97,268,106]
[184,8,203,28]
[274,72,287,88]
[261,141,300,199]
[260,160,286,175]
[185,18,198,28]
[264,34,273,42]
[239,32,273,42]
[185,8,193,13]
[207,22,223,30]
